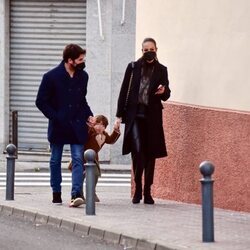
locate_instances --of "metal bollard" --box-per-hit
[6,144,17,200]
[12,110,18,159]
[199,161,215,242]
[84,149,96,215]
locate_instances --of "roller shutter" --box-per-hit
[10,0,87,151]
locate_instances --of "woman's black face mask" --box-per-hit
[143,51,156,61]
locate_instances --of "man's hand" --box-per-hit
[87,116,96,127]
[155,84,165,95]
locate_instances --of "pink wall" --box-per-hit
[152,102,250,212]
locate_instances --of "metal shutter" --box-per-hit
[10,0,87,151]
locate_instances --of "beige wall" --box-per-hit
[136,0,250,112]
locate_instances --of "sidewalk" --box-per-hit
[0,157,250,249]
[1,186,250,250]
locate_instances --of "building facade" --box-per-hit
[1,0,249,211]
[0,0,136,163]
[136,0,250,212]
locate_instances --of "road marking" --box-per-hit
[0,172,131,187]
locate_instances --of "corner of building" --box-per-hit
[0,0,10,154]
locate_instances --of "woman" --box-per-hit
[115,38,171,204]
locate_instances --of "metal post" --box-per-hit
[6,144,17,200]
[199,161,215,242]
[12,110,18,159]
[84,149,96,215]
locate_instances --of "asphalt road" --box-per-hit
[0,214,123,250]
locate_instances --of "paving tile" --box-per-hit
[120,235,138,249]
[89,226,105,240]
[47,216,62,227]
[103,231,121,244]
[12,207,24,218]
[137,239,157,250]
[60,219,75,232]
[74,223,90,236]
[1,205,13,215]
[35,213,49,224]
[23,210,36,223]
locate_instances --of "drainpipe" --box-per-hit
[97,0,104,40]
[121,0,126,25]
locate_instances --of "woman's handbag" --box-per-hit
[121,62,135,123]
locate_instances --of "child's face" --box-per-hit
[93,122,105,134]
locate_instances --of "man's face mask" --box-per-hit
[74,62,85,71]
[143,51,156,62]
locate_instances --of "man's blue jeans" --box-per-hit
[50,144,84,198]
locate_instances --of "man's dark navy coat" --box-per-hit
[36,61,93,144]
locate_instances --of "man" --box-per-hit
[36,44,94,207]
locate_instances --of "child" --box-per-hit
[68,115,120,207]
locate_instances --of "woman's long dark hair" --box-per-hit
[142,37,157,48]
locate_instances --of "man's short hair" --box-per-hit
[63,44,86,62]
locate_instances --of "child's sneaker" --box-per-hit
[69,196,85,207]
[68,161,72,172]
[52,192,62,205]
[95,193,100,202]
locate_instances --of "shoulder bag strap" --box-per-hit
[124,61,135,110]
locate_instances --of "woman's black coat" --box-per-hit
[116,59,171,158]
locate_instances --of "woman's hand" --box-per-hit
[114,117,122,130]
[155,84,165,95]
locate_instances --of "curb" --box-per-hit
[0,204,177,250]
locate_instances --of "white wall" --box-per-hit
[0,0,9,153]
[86,0,136,163]
[136,0,250,112]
